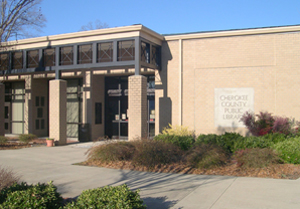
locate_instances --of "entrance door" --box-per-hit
[105,77,128,139]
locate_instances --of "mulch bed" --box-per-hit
[81,160,300,180]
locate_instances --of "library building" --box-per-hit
[1,24,300,144]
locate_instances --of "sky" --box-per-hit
[38,0,300,37]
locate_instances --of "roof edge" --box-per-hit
[4,24,164,46]
[164,24,300,40]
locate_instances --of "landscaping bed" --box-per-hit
[0,139,47,150]
[82,112,300,180]
[82,158,300,180]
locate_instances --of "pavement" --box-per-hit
[1,142,300,209]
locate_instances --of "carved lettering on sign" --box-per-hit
[215,88,254,127]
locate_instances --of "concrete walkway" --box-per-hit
[1,143,300,209]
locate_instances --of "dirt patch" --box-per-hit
[81,160,300,180]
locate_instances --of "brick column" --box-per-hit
[49,80,67,145]
[24,75,32,134]
[0,83,4,136]
[128,75,147,141]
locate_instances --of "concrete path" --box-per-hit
[1,143,300,208]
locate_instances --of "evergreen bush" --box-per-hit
[64,184,145,209]
[0,181,63,209]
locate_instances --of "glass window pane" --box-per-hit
[60,46,73,65]
[27,50,39,68]
[78,44,92,64]
[118,40,135,61]
[43,48,55,67]
[0,53,9,71]
[141,42,150,63]
[97,42,113,63]
[12,52,23,69]
[151,45,161,67]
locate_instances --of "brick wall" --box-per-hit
[128,75,147,140]
[159,31,300,135]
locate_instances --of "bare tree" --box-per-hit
[0,0,46,44]
[79,19,108,31]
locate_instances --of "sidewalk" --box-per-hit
[0,143,300,209]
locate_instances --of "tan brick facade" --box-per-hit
[49,79,67,145]
[0,83,4,136]
[128,75,147,140]
[156,30,300,135]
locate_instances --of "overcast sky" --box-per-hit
[39,0,300,37]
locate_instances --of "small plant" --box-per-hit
[161,124,195,136]
[272,137,300,164]
[64,184,146,209]
[131,139,182,168]
[0,166,21,191]
[0,136,8,144]
[154,134,195,150]
[87,141,135,163]
[0,181,63,208]
[18,134,37,143]
[185,144,229,169]
[234,148,282,168]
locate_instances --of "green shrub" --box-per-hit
[131,139,182,168]
[232,133,287,153]
[185,144,229,169]
[154,134,195,150]
[64,184,145,209]
[0,181,63,208]
[87,141,135,163]
[196,132,244,153]
[0,166,20,191]
[18,134,37,143]
[0,136,7,144]
[234,148,282,168]
[272,137,300,164]
[161,124,195,136]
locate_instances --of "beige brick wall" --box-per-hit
[155,40,180,134]
[91,74,105,140]
[24,75,32,134]
[159,31,300,135]
[0,83,4,136]
[128,75,147,140]
[49,79,67,145]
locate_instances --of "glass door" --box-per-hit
[105,77,128,139]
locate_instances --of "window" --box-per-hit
[60,46,73,65]
[0,53,9,71]
[41,119,45,129]
[27,50,39,68]
[141,42,150,63]
[78,44,92,64]
[151,45,161,67]
[37,108,43,118]
[118,40,135,61]
[41,96,45,107]
[35,119,39,130]
[12,51,23,69]
[95,103,102,124]
[43,48,55,67]
[36,96,39,106]
[97,42,113,63]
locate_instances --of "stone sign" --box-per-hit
[215,88,254,127]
